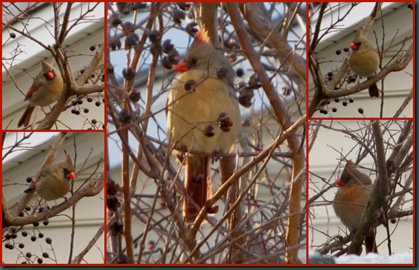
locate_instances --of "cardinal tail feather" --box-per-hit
[368,83,380,97]
[18,106,35,128]
[184,156,209,223]
[365,233,378,253]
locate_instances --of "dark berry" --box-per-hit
[110,15,122,28]
[162,39,174,54]
[186,22,198,36]
[336,50,341,55]
[238,86,254,106]
[107,65,114,74]
[236,68,244,77]
[177,2,191,10]
[204,125,215,137]
[184,80,196,92]
[118,109,131,123]
[148,30,161,43]
[129,90,141,102]
[161,56,172,69]
[90,45,95,51]
[358,108,364,114]
[248,73,262,89]
[218,113,233,132]
[172,9,186,24]
[10,32,16,38]
[46,237,52,244]
[122,67,135,80]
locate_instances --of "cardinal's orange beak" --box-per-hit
[335,179,345,187]
[172,61,188,73]
[66,171,76,180]
[349,42,358,50]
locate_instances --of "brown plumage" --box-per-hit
[349,35,380,97]
[18,61,64,128]
[166,27,241,223]
[24,154,76,201]
[333,161,378,253]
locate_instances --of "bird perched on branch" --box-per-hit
[18,60,64,128]
[24,154,76,201]
[333,160,378,253]
[166,27,241,223]
[349,35,380,97]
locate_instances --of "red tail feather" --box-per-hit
[365,231,378,253]
[184,156,209,223]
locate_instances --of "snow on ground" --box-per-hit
[335,252,413,264]
[309,249,413,264]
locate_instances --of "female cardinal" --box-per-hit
[333,160,377,253]
[166,27,241,223]
[24,154,76,201]
[18,60,64,128]
[349,35,380,97]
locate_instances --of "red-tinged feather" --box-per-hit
[195,27,210,44]
[365,234,378,253]
[18,106,35,128]
[25,86,37,101]
[184,156,209,223]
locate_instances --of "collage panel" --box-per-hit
[308,120,414,264]
[308,2,413,118]
[2,2,105,130]
[307,2,415,266]
[0,1,415,268]
[2,132,105,264]
[1,2,107,266]
[106,2,306,265]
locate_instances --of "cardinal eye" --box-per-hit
[190,58,198,66]
[355,42,362,47]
